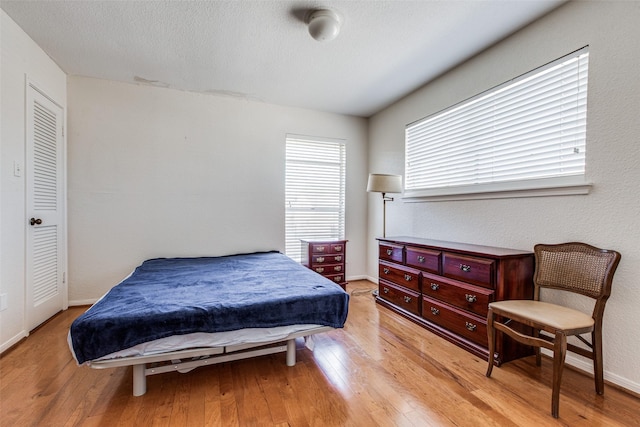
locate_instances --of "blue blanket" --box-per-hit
[70,252,349,364]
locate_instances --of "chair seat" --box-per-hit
[489,300,594,331]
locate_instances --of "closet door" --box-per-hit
[25,82,66,330]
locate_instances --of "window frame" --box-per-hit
[404,47,592,202]
[285,134,346,262]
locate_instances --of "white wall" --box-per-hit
[0,10,67,351]
[368,1,640,393]
[67,76,368,303]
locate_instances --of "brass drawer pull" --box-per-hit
[334,246,343,252]
[383,268,390,275]
[404,274,412,281]
[417,255,425,263]
[315,267,324,273]
[383,287,390,294]
[316,257,325,263]
[465,294,477,303]
[317,246,326,252]
[386,249,393,256]
[430,307,440,315]
[335,256,342,262]
[465,322,477,332]
[404,296,412,303]
[460,264,471,272]
[334,266,342,272]
[430,283,439,291]
[333,276,342,282]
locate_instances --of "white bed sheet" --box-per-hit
[68,323,323,365]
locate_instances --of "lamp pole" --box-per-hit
[382,192,395,238]
[383,193,387,238]
[367,173,402,238]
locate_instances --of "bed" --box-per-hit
[68,251,350,396]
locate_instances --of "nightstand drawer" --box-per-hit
[310,243,343,254]
[379,261,420,292]
[422,297,488,347]
[422,272,494,317]
[379,280,420,316]
[443,252,495,289]
[312,254,344,264]
[406,246,440,274]
[312,263,344,274]
[331,243,345,253]
[326,273,345,285]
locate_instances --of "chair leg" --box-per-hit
[534,328,542,367]
[551,332,567,418]
[486,307,495,377]
[593,329,605,395]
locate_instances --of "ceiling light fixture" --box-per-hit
[307,9,342,42]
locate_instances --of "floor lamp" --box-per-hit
[367,174,402,238]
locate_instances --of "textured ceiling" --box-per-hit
[1,0,564,117]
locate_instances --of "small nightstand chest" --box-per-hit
[301,239,347,289]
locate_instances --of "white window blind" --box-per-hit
[285,135,346,262]
[406,47,589,199]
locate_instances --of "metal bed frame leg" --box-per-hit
[286,339,296,366]
[88,328,333,396]
[132,364,147,396]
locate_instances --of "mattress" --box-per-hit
[69,252,349,364]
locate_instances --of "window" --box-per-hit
[405,47,590,200]
[285,135,346,262]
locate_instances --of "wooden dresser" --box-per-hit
[377,236,534,365]
[301,239,347,289]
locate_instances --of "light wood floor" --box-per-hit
[1,280,639,426]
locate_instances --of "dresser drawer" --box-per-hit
[406,246,440,274]
[312,254,344,264]
[443,252,495,289]
[379,243,404,263]
[311,263,344,275]
[422,272,494,317]
[379,261,420,293]
[422,297,488,347]
[379,280,420,316]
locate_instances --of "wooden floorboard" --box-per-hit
[1,280,639,426]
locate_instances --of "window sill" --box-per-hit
[402,177,592,202]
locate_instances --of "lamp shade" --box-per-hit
[367,174,402,194]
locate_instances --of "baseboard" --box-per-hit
[69,298,97,307]
[542,350,640,395]
[346,275,369,282]
[0,330,28,355]
[567,352,640,395]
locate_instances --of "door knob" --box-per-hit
[30,218,42,226]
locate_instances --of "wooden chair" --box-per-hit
[485,242,621,418]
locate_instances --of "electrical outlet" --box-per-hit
[0,293,8,311]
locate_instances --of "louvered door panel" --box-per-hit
[33,226,58,305]
[26,82,65,330]
[33,100,58,211]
